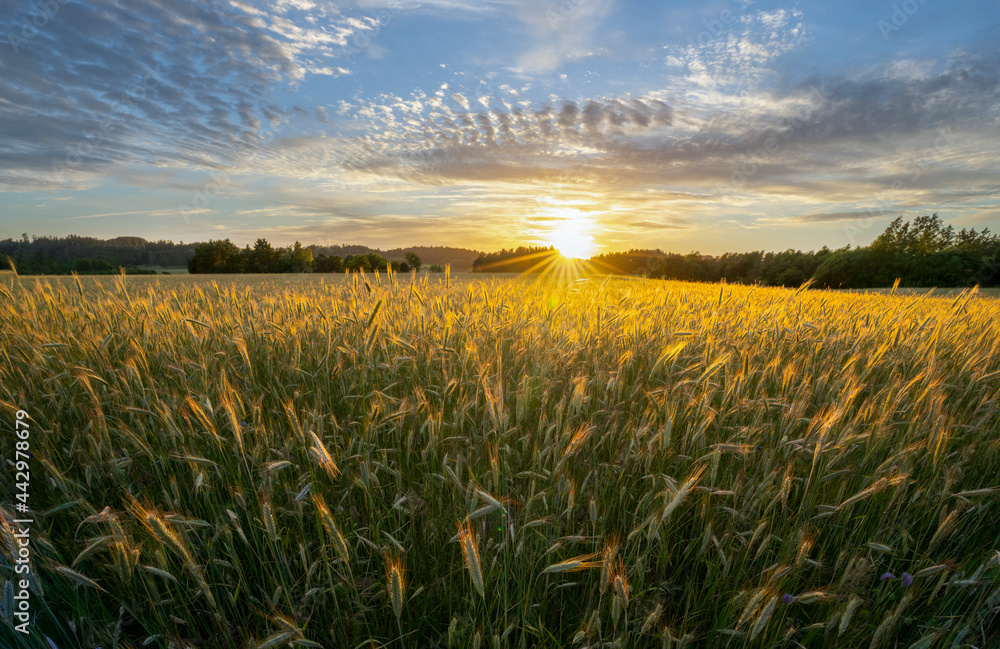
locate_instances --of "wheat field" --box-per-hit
[1,271,999,648]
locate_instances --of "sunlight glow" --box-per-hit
[550,228,596,259]
[539,205,599,259]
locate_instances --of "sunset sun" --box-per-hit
[541,206,599,260]
[551,230,596,259]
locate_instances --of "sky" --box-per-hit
[1,0,998,256]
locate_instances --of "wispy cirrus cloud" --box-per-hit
[0,0,378,189]
[787,210,901,223]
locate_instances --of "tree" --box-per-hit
[404,252,422,272]
[288,241,313,273]
[590,249,665,275]
[251,238,277,273]
[758,249,829,287]
[812,248,896,288]
[718,251,763,284]
[910,213,953,257]
[365,253,389,272]
[314,254,345,273]
[188,239,242,273]
[345,255,371,272]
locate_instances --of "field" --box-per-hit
[839,286,1000,299]
[1,271,999,648]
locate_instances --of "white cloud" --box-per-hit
[308,66,352,76]
[663,9,808,101]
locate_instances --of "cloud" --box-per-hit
[789,211,900,223]
[507,0,616,72]
[345,0,616,71]
[63,209,174,220]
[318,46,1000,238]
[663,9,809,102]
[2,0,998,251]
[625,220,688,230]
[0,0,374,189]
[345,51,996,177]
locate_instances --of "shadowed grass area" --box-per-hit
[1,271,999,648]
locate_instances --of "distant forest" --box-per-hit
[472,215,1000,289]
[0,236,478,275]
[4,215,998,288]
[0,235,195,275]
[185,239,432,274]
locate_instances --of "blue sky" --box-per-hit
[1,0,998,255]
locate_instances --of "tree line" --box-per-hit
[591,248,835,287]
[471,246,558,272]
[813,215,998,288]
[186,238,425,274]
[0,234,195,275]
[0,234,441,276]
[587,215,998,288]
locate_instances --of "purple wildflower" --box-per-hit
[782,593,795,605]
[902,572,913,587]
[880,572,894,581]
